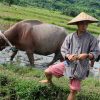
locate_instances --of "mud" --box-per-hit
[0,47,100,78]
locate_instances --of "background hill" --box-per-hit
[0,3,100,36]
[0,0,100,19]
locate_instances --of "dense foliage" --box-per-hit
[0,64,100,100]
[0,0,100,19]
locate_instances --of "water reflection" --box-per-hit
[90,62,100,79]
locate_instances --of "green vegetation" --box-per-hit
[0,64,100,100]
[0,1,100,100]
[0,0,100,19]
[0,3,99,36]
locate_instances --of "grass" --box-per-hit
[0,3,100,100]
[0,63,100,100]
[0,3,100,36]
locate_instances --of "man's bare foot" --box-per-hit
[39,80,52,84]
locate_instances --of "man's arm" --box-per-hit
[89,36,100,60]
[61,36,70,59]
[61,35,78,61]
[78,53,94,60]
[78,37,99,61]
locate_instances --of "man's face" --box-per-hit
[77,21,89,32]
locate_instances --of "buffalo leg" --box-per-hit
[59,55,64,62]
[48,51,61,66]
[10,50,18,61]
[26,50,34,66]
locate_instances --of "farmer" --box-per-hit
[40,12,99,100]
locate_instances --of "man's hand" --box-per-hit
[78,53,88,60]
[67,54,78,61]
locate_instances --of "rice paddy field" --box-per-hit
[0,3,100,36]
[0,3,100,100]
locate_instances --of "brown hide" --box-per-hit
[0,20,67,66]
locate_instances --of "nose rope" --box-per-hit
[0,30,13,48]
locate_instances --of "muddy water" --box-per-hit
[0,47,100,78]
[0,47,56,69]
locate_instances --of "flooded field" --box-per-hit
[0,47,56,69]
[0,47,100,79]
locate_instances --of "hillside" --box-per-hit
[21,0,100,19]
[0,0,100,19]
[0,2,100,100]
[0,3,100,36]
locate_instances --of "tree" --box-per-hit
[3,0,19,6]
[3,0,13,6]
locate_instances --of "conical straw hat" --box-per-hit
[68,12,99,25]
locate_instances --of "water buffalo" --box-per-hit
[0,20,67,66]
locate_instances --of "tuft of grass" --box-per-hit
[0,64,100,100]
